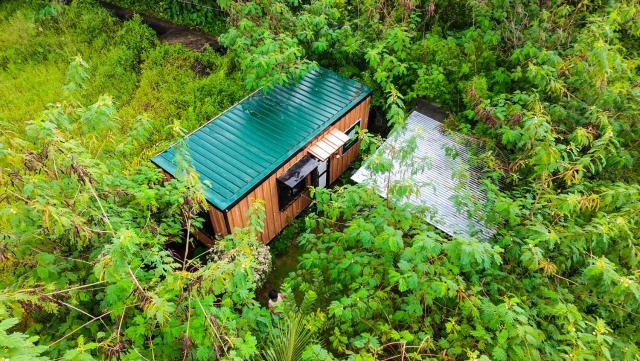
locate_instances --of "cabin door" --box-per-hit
[315,158,330,188]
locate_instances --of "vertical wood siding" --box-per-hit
[224,96,371,244]
[209,204,228,237]
[328,96,371,184]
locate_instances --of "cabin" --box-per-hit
[351,110,495,240]
[152,68,372,245]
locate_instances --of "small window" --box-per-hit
[342,119,361,154]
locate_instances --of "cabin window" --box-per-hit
[342,119,361,154]
[276,155,318,211]
[197,210,215,238]
[277,177,307,211]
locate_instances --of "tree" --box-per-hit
[215,1,640,359]
[0,60,271,359]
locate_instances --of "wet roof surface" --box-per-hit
[152,68,372,210]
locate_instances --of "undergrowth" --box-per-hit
[105,0,228,36]
[0,0,246,164]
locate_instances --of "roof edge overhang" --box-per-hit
[149,157,227,213]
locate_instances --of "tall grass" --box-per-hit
[0,0,246,165]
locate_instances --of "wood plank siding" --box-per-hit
[223,96,371,243]
[209,204,228,237]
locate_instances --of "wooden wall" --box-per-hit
[327,97,371,184]
[209,204,228,237]
[222,96,371,244]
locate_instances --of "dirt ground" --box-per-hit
[98,1,223,52]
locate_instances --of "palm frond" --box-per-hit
[261,313,316,361]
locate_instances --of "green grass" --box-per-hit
[255,215,307,305]
[0,62,66,123]
[0,0,246,164]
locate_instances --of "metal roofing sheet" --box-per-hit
[152,67,372,210]
[351,111,496,240]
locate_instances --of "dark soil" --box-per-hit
[98,1,223,53]
[415,98,447,122]
[191,59,212,77]
[367,105,390,138]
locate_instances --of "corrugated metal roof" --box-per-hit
[351,111,495,240]
[152,67,372,210]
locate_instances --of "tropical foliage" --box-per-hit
[0,65,274,359]
[0,0,246,162]
[1,0,639,360]
[107,0,227,35]
[220,0,640,359]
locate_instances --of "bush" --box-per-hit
[0,0,246,164]
[106,0,227,35]
[269,216,306,258]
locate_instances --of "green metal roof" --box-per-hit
[151,67,372,210]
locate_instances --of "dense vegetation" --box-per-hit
[1,0,639,360]
[0,0,245,162]
[104,0,227,36]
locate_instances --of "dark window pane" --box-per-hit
[277,177,307,211]
[197,210,214,238]
[342,119,361,153]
